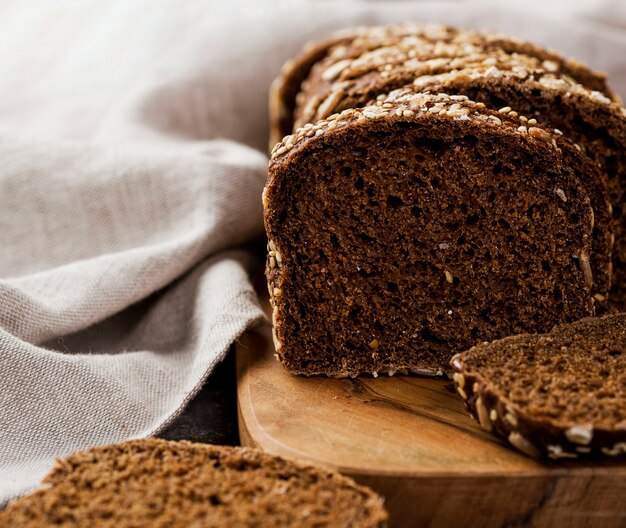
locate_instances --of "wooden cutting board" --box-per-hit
[236,323,626,528]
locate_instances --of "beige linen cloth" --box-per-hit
[1,0,626,504]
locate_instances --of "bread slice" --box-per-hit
[409,67,626,311]
[264,92,595,377]
[293,28,617,132]
[0,439,388,527]
[450,314,626,459]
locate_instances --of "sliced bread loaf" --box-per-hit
[272,24,616,147]
[292,27,617,132]
[450,314,626,459]
[265,92,595,377]
[0,439,388,527]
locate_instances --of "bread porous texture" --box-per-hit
[451,314,626,459]
[0,439,388,527]
[265,93,595,377]
[408,68,625,311]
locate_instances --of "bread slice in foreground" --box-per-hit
[0,439,388,527]
[450,314,626,459]
[265,92,595,377]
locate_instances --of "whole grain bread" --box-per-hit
[265,92,595,377]
[0,439,388,527]
[450,314,626,459]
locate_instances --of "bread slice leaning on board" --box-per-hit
[450,314,626,459]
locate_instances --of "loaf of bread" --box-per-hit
[266,23,626,379]
[450,314,626,459]
[265,91,598,377]
[0,439,388,527]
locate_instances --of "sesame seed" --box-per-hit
[527,118,537,125]
[504,413,518,427]
[488,115,502,125]
[476,397,492,431]
[555,188,567,202]
[498,106,512,114]
[403,109,415,117]
[517,125,528,133]
[445,270,454,283]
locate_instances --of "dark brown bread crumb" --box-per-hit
[0,439,388,527]
[407,67,626,312]
[451,314,626,459]
[265,93,595,377]
[384,81,614,312]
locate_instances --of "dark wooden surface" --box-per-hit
[157,349,239,446]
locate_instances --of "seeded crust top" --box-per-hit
[271,23,616,146]
[271,91,565,166]
[410,66,622,112]
[0,439,388,527]
[296,48,572,129]
[324,24,614,98]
